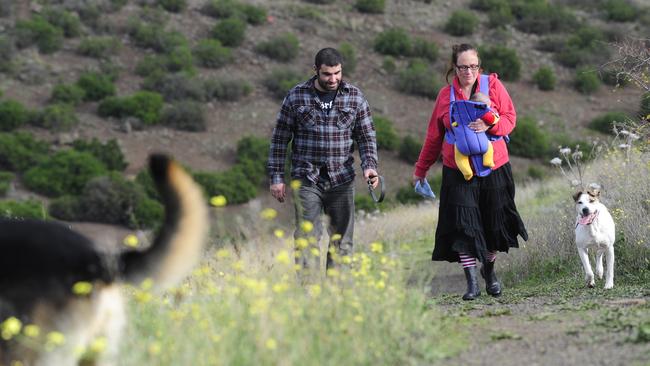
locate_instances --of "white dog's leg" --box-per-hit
[577,247,595,288]
[604,245,614,289]
[595,250,604,280]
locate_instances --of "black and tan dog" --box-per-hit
[0,154,209,365]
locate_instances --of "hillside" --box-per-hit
[0,0,648,227]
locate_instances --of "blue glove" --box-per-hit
[414,179,436,200]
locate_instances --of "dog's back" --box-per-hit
[0,154,209,365]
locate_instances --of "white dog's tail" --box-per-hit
[120,154,209,289]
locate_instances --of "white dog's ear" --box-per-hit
[572,191,583,202]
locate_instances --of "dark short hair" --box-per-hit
[445,43,480,84]
[314,48,343,70]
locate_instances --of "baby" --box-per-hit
[453,92,500,180]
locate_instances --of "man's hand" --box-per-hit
[412,174,424,187]
[270,183,286,202]
[364,169,379,189]
[468,118,490,132]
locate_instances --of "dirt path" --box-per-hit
[429,262,650,366]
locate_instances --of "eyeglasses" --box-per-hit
[455,64,480,72]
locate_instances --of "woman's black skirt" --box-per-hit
[432,163,528,263]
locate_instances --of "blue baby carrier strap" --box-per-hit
[446,74,492,144]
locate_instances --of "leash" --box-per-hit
[367,175,385,203]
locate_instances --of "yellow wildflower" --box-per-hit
[215,248,230,259]
[1,317,22,340]
[23,324,40,338]
[295,238,309,249]
[46,331,66,347]
[331,233,342,241]
[123,234,139,248]
[261,208,278,220]
[274,229,285,238]
[148,342,161,356]
[275,250,291,265]
[290,180,302,190]
[210,195,227,207]
[370,242,383,253]
[90,337,107,354]
[72,281,93,296]
[310,248,320,257]
[266,338,277,350]
[300,221,314,233]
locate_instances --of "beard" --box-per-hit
[317,77,339,91]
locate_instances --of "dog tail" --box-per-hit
[119,154,209,289]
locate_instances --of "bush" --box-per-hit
[511,2,575,34]
[374,28,412,57]
[14,17,64,54]
[235,136,270,186]
[536,37,565,53]
[395,184,423,205]
[33,104,79,131]
[411,38,438,61]
[194,168,257,204]
[263,69,304,99]
[0,35,13,72]
[212,17,247,47]
[444,10,479,36]
[486,2,514,28]
[602,0,637,22]
[0,100,30,131]
[23,150,107,197]
[143,73,205,102]
[239,3,267,25]
[158,0,187,13]
[574,67,600,94]
[339,42,357,74]
[599,69,631,87]
[42,8,82,38]
[0,132,49,172]
[0,171,13,196]
[507,116,550,159]
[396,60,440,99]
[164,45,195,73]
[355,0,385,14]
[373,116,399,151]
[479,45,521,81]
[255,33,300,62]
[355,194,378,213]
[72,138,127,171]
[532,66,556,91]
[77,37,120,59]
[640,92,650,119]
[588,111,630,134]
[193,39,233,68]
[77,72,116,101]
[556,26,608,68]
[398,135,422,164]
[50,83,85,105]
[161,101,206,132]
[204,78,252,102]
[0,199,46,219]
[129,22,188,53]
[98,91,164,125]
[202,0,267,25]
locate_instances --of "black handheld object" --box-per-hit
[367,175,385,203]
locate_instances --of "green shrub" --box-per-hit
[479,45,521,81]
[355,0,385,14]
[303,0,336,4]
[23,150,107,197]
[469,0,507,11]
[398,135,422,164]
[163,45,195,74]
[33,104,79,131]
[263,69,304,99]
[574,67,600,94]
[396,60,440,99]
[355,194,378,213]
[599,69,631,87]
[239,3,267,25]
[445,10,479,36]
[98,91,164,125]
[0,199,46,219]
[161,101,206,132]
[640,92,650,119]
[339,42,357,74]
[204,78,252,102]
[486,2,514,28]
[135,56,168,77]
[47,195,81,221]
[0,35,13,72]
[556,26,608,68]
[212,17,247,47]
[14,17,64,54]
[202,0,266,25]
[508,116,550,158]
[536,37,565,53]
[526,165,545,181]
[72,138,127,171]
[588,111,630,134]
[396,184,422,205]
[42,8,82,38]
[373,116,399,151]
[129,22,188,54]
[235,136,269,186]
[0,171,13,196]
[158,0,187,13]
[255,33,300,62]
[77,72,116,101]
[142,72,205,102]
[532,66,556,91]
[411,38,438,61]
[0,132,49,172]
[0,100,30,131]
[194,168,257,204]
[193,39,233,68]
[511,2,575,34]
[602,0,637,22]
[374,28,412,57]
[50,83,85,105]
[77,37,120,59]
[382,56,396,73]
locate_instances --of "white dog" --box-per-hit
[573,186,615,289]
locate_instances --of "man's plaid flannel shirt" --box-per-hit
[268,76,378,187]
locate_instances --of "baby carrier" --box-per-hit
[445,74,507,178]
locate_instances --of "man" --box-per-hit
[267,47,379,272]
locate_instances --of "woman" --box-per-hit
[412,44,528,300]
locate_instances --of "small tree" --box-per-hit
[444,10,478,36]
[533,66,556,91]
[574,67,601,94]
